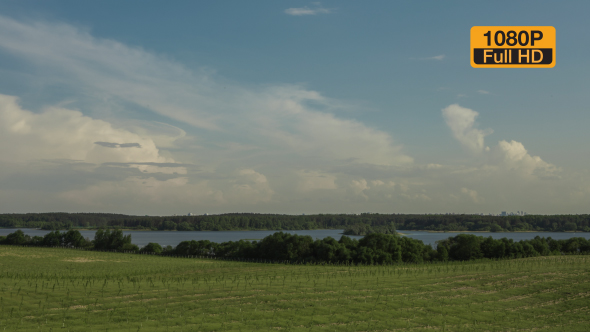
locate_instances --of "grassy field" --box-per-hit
[1,246,589,331]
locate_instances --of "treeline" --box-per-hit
[168,233,590,264]
[437,234,590,261]
[0,213,133,230]
[1,212,589,232]
[0,229,139,251]
[2,229,590,265]
[0,229,90,248]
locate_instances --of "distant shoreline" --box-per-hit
[2,213,588,233]
[0,227,587,233]
[399,230,586,233]
[0,227,350,233]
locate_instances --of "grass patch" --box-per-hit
[1,245,589,331]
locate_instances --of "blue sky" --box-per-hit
[0,1,588,215]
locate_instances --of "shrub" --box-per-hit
[140,242,163,254]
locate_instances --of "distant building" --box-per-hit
[501,211,507,216]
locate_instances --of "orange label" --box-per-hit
[470,26,555,68]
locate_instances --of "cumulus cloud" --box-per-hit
[0,15,583,214]
[429,103,577,212]
[491,140,560,178]
[0,94,281,210]
[0,15,411,168]
[443,104,559,178]
[0,15,420,213]
[352,179,397,201]
[442,104,492,153]
[0,94,169,165]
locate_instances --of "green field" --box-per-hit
[1,246,589,331]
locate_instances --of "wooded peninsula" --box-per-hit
[2,227,590,265]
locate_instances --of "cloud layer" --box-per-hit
[0,15,585,215]
[0,15,411,168]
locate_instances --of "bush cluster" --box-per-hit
[0,229,90,248]
[169,232,590,264]
[2,230,589,264]
[438,234,590,260]
[0,229,134,252]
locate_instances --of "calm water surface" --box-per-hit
[1,228,589,248]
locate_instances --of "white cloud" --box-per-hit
[119,120,187,149]
[0,15,411,168]
[0,15,585,215]
[58,168,274,210]
[341,177,398,202]
[477,90,490,94]
[285,5,332,16]
[0,93,283,210]
[0,94,170,165]
[350,179,369,200]
[492,140,559,178]
[443,104,559,178]
[226,169,274,204]
[461,187,481,203]
[429,54,445,60]
[0,15,417,213]
[442,104,492,153]
[296,170,337,192]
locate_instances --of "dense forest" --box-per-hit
[1,212,589,232]
[1,229,589,264]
